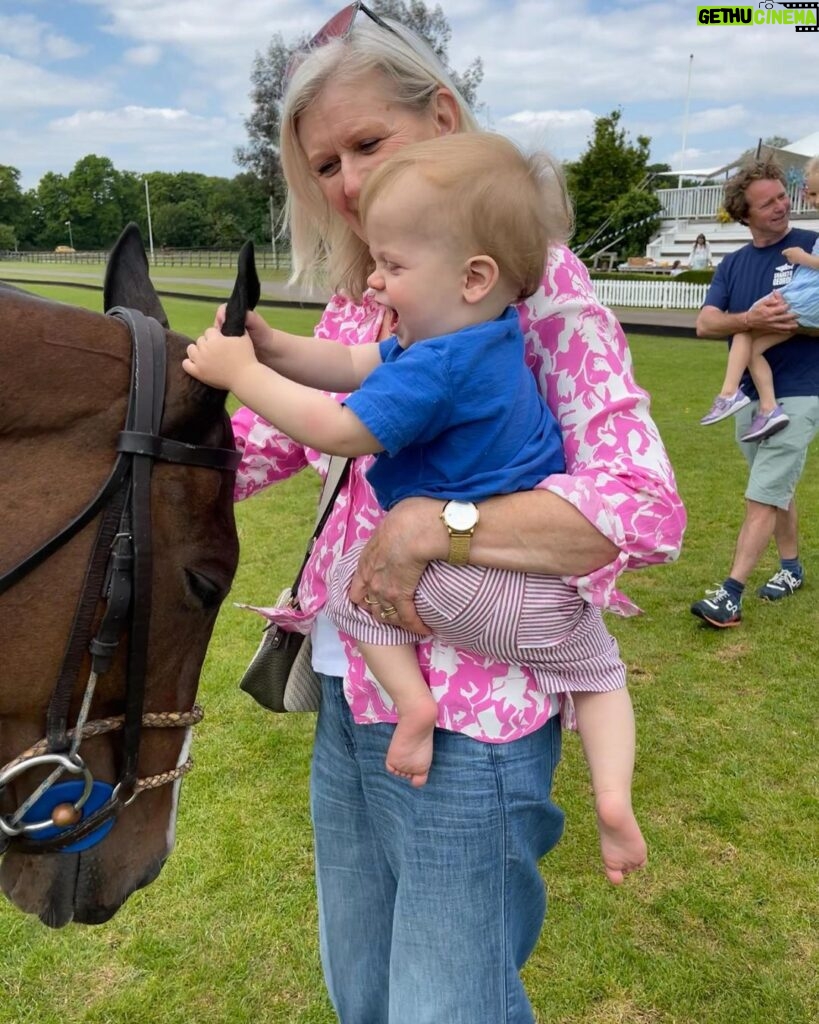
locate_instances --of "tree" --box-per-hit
[235,0,483,203]
[152,198,211,248]
[0,223,17,250]
[0,165,37,247]
[565,109,661,257]
[0,166,25,229]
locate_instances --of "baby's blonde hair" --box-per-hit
[359,132,572,301]
[805,156,819,178]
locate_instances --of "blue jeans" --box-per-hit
[310,674,564,1024]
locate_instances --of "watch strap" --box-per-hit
[447,531,472,566]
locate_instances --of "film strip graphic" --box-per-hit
[779,2,819,31]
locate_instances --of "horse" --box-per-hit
[0,225,258,927]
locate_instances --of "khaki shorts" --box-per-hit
[735,396,819,509]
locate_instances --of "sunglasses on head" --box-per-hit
[285,2,400,84]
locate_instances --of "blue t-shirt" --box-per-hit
[343,307,566,510]
[703,227,819,399]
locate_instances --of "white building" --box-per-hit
[607,134,819,269]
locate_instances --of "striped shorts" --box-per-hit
[326,544,626,694]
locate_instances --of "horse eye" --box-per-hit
[184,569,226,609]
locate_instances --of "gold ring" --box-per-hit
[380,605,397,619]
[364,594,379,606]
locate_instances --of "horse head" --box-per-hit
[0,225,258,926]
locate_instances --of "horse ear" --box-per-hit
[221,241,261,337]
[104,223,170,328]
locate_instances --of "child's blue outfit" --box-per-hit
[779,237,819,328]
[328,307,627,695]
[343,306,565,507]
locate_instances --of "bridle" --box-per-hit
[0,308,240,854]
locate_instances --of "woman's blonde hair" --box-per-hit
[360,133,572,301]
[280,18,480,299]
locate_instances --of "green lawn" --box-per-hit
[1,284,817,1024]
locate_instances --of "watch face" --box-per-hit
[444,501,479,531]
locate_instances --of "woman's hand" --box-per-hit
[349,497,441,634]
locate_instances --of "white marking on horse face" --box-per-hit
[165,727,193,853]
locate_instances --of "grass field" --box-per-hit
[1,283,817,1024]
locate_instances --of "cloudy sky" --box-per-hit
[2,0,816,191]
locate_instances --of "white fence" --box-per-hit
[0,248,293,270]
[593,278,707,310]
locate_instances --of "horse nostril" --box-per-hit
[184,569,224,609]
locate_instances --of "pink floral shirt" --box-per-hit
[232,245,686,742]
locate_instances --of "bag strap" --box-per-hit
[291,457,350,601]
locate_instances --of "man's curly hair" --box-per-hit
[722,159,786,225]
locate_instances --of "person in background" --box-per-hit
[699,158,819,442]
[688,232,712,270]
[217,6,685,1021]
[691,159,819,628]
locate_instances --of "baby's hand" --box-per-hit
[214,304,270,339]
[183,328,258,390]
[782,246,808,265]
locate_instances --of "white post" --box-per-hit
[144,177,155,264]
[678,54,694,189]
[65,219,73,248]
[269,195,277,266]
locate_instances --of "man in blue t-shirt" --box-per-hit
[691,159,819,628]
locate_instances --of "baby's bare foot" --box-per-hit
[596,790,647,885]
[386,694,438,788]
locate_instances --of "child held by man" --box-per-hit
[701,157,819,442]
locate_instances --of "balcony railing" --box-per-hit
[658,182,810,220]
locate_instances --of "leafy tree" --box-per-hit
[0,166,25,230]
[0,165,39,247]
[566,109,661,256]
[0,223,17,250]
[152,198,212,248]
[235,0,482,203]
[32,171,72,248]
[763,135,790,150]
[605,188,663,259]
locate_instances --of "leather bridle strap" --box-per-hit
[113,306,167,801]
[1,307,239,853]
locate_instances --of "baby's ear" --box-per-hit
[463,255,499,304]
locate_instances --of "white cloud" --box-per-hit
[492,109,598,160]
[0,53,107,109]
[0,13,85,61]
[124,45,162,66]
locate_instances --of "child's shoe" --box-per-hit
[739,404,789,442]
[700,390,751,425]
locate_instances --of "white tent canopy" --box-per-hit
[780,132,819,157]
[655,132,819,183]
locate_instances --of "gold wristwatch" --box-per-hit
[440,500,480,566]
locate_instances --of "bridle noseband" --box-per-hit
[0,308,240,854]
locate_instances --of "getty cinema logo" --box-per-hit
[697,2,819,30]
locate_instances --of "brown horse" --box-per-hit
[0,227,256,926]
